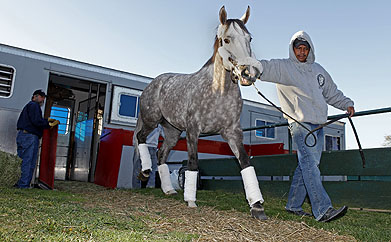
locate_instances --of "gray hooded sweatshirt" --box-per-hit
[260,31,354,124]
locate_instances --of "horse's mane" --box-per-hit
[202,19,250,68]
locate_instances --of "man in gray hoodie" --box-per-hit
[259,30,354,222]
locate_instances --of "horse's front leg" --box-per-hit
[184,129,200,208]
[222,128,267,220]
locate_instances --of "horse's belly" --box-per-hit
[200,118,229,134]
[160,107,187,131]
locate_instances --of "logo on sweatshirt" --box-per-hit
[317,74,325,87]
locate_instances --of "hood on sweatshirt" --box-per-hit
[289,31,315,64]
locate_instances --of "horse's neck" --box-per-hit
[211,53,232,95]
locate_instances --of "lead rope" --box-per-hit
[252,83,317,147]
[252,83,366,168]
[348,117,366,168]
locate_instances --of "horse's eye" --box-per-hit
[250,37,253,42]
[224,39,230,44]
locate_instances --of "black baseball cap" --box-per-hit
[293,38,310,49]
[33,89,46,97]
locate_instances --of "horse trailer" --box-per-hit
[0,43,346,188]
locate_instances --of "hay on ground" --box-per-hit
[0,150,21,187]
[56,181,356,242]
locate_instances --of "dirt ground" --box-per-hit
[56,181,356,242]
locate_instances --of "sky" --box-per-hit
[0,0,390,149]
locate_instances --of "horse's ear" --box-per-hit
[219,6,227,25]
[240,6,250,24]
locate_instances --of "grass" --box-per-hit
[0,148,389,241]
[0,182,390,241]
[0,186,197,241]
[135,188,391,242]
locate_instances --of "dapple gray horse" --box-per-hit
[135,6,267,220]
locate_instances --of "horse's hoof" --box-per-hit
[137,170,150,182]
[250,202,268,220]
[164,189,177,195]
[187,201,197,208]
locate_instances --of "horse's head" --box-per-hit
[216,6,262,86]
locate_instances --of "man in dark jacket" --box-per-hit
[15,90,59,188]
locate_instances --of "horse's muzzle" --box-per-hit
[239,66,260,86]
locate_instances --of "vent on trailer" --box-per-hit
[0,64,15,98]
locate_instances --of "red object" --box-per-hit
[39,126,58,189]
[94,128,134,188]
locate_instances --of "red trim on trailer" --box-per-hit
[170,139,287,156]
[94,128,288,188]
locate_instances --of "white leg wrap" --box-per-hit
[158,164,176,194]
[139,144,152,171]
[184,170,198,202]
[241,166,264,206]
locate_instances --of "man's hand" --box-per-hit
[347,106,355,117]
[48,118,56,122]
[49,119,60,127]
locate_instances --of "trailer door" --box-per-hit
[72,84,104,182]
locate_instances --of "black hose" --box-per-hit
[252,84,317,146]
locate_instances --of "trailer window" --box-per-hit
[255,119,275,139]
[119,94,139,118]
[110,85,142,126]
[75,119,92,142]
[50,106,71,135]
[325,135,341,151]
[0,64,16,98]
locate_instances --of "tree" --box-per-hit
[384,135,391,147]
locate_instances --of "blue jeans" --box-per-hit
[132,146,158,188]
[16,131,39,188]
[285,122,332,221]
